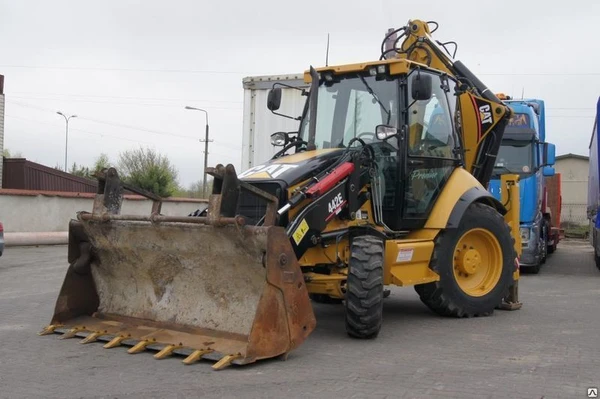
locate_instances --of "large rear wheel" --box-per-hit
[345,236,384,338]
[415,202,515,317]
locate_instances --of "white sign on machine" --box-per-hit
[396,248,414,263]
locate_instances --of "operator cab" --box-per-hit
[269,62,462,232]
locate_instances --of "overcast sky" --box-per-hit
[1,0,599,187]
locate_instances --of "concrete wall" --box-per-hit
[0,189,207,245]
[554,157,588,204]
[554,156,589,225]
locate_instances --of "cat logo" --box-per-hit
[479,104,493,125]
[238,163,298,179]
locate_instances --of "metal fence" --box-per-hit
[561,203,588,230]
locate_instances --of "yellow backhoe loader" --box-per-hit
[40,19,523,370]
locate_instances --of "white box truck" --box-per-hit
[241,73,308,170]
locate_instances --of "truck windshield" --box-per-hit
[298,74,399,149]
[494,139,534,175]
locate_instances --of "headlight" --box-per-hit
[520,227,530,242]
[270,132,287,146]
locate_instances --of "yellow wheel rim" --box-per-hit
[453,228,503,297]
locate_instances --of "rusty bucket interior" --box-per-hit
[39,166,316,370]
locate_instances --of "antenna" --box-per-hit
[521,87,525,100]
[325,33,330,66]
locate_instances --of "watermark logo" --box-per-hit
[588,387,598,398]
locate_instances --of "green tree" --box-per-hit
[174,179,213,198]
[93,153,111,173]
[2,148,23,158]
[117,147,179,197]
[70,162,92,178]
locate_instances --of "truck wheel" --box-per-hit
[540,220,549,264]
[345,236,384,339]
[523,262,540,275]
[547,240,556,254]
[415,202,515,317]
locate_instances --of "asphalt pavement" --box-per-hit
[0,240,598,399]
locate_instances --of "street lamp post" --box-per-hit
[57,111,77,172]
[184,106,212,197]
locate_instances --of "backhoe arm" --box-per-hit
[386,19,512,187]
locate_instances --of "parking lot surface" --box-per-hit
[0,240,598,399]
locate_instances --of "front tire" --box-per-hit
[345,236,384,339]
[415,202,515,317]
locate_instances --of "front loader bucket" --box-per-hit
[40,166,316,369]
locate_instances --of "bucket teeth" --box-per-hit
[127,339,154,354]
[182,349,213,365]
[79,331,105,344]
[212,354,242,370]
[103,334,129,349]
[38,324,63,336]
[154,344,183,360]
[60,326,87,339]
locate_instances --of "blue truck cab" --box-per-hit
[488,96,556,273]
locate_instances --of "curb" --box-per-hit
[4,232,68,247]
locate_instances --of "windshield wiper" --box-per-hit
[358,75,391,124]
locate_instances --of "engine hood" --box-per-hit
[237,149,345,187]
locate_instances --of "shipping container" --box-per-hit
[241,74,308,171]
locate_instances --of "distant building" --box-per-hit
[554,153,589,225]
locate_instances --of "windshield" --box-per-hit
[298,75,399,149]
[494,139,534,175]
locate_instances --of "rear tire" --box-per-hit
[345,236,384,339]
[415,202,515,317]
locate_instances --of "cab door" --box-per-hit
[395,71,461,230]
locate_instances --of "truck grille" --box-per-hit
[236,182,286,226]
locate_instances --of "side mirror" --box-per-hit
[541,142,556,166]
[267,88,282,111]
[543,166,555,177]
[376,124,398,140]
[411,73,433,101]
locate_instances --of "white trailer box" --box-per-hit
[241,74,308,171]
